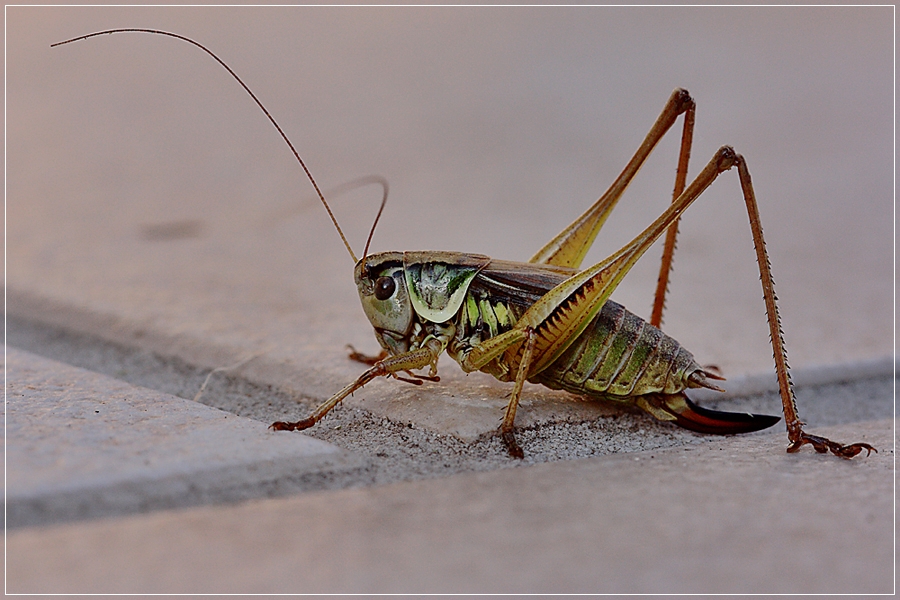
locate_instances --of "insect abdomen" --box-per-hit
[532,300,701,399]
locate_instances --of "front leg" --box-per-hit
[271,339,441,432]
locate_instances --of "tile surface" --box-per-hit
[7,419,892,594]
[7,348,367,528]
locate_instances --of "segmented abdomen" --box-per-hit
[531,300,701,399]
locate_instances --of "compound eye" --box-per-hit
[374,275,396,301]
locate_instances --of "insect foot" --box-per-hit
[501,430,525,460]
[270,417,316,432]
[787,432,876,459]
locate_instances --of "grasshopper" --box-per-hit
[56,29,875,459]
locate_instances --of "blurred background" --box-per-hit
[7,6,892,383]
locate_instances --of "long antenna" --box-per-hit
[52,28,360,263]
[359,176,388,275]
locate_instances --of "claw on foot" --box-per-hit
[501,429,524,459]
[270,417,316,432]
[787,432,876,458]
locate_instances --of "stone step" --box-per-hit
[7,417,892,594]
[6,348,369,529]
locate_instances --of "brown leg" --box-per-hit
[345,346,441,385]
[650,101,695,328]
[500,328,537,459]
[735,158,874,458]
[271,342,440,431]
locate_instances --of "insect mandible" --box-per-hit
[54,29,875,459]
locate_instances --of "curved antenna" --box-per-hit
[52,28,359,263]
[359,176,388,277]
[260,174,389,234]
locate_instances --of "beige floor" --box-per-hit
[8,418,892,594]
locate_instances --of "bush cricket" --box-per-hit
[54,29,875,460]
